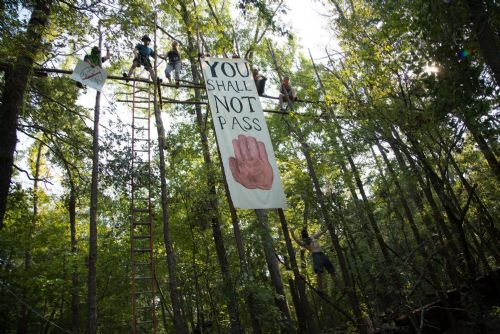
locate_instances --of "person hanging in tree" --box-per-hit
[252,68,267,96]
[163,41,181,87]
[278,75,297,111]
[291,226,342,292]
[76,45,111,88]
[123,35,158,82]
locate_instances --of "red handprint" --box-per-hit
[228,134,273,190]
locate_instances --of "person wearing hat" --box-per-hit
[163,41,181,87]
[123,35,158,81]
[278,76,297,110]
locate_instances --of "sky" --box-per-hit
[285,0,338,58]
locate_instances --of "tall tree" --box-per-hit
[0,0,51,228]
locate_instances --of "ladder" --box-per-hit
[130,79,157,334]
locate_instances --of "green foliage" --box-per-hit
[1,0,499,333]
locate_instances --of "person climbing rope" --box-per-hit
[252,68,267,96]
[291,226,342,291]
[123,35,158,82]
[163,41,181,87]
[278,76,297,111]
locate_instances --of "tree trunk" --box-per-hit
[277,209,317,333]
[215,143,263,334]
[387,137,462,288]
[285,119,366,333]
[0,0,51,228]
[254,209,293,332]
[180,16,243,331]
[154,93,189,333]
[465,0,500,86]
[461,117,500,183]
[68,176,80,333]
[404,131,477,277]
[374,141,457,327]
[389,131,460,253]
[87,89,100,334]
[17,141,43,334]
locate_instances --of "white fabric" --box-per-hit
[70,59,107,91]
[201,57,287,209]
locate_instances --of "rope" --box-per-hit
[0,281,73,334]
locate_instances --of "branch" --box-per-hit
[58,0,101,11]
[13,164,54,185]
[156,24,183,46]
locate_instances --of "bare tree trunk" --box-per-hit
[68,176,80,333]
[462,117,500,183]
[215,144,263,334]
[87,88,100,334]
[179,13,242,330]
[387,138,462,288]
[154,96,189,333]
[388,131,460,255]
[374,141,457,327]
[254,209,293,332]
[0,0,51,228]
[404,131,477,278]
[297,132,367,334]
[465,0,500,86]
[277,209,317,333]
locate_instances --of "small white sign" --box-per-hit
[70,59,107,91]
[202,57,287,209]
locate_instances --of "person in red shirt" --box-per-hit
[278,76,297,110]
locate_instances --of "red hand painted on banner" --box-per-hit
[229,135,273,190]
[82,70,100,80]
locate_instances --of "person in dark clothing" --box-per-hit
[292,226,342,291]
[164,41,181,87]
[278,76,297,110]
[252,68,267,96]
[123,35,157,81]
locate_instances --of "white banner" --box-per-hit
[70,59,107,91]
[201,57,287,209]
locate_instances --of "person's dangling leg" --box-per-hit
[322,253,344,291]
[317,273,324,292]
[279,94,288,111]
[147,67,156,81]
[257,78,266,96]
[174,61,181,87]
[123,59,139,82]
[312,252,325,291]
[165,63,173,83]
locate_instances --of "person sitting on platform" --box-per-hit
[123,35,158,82]
[291,226,342,291]
[84,46,110,67]
[76,46,111,88]
[278,75,297,111]
[252,68,267,96]
[163,41,181,87]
